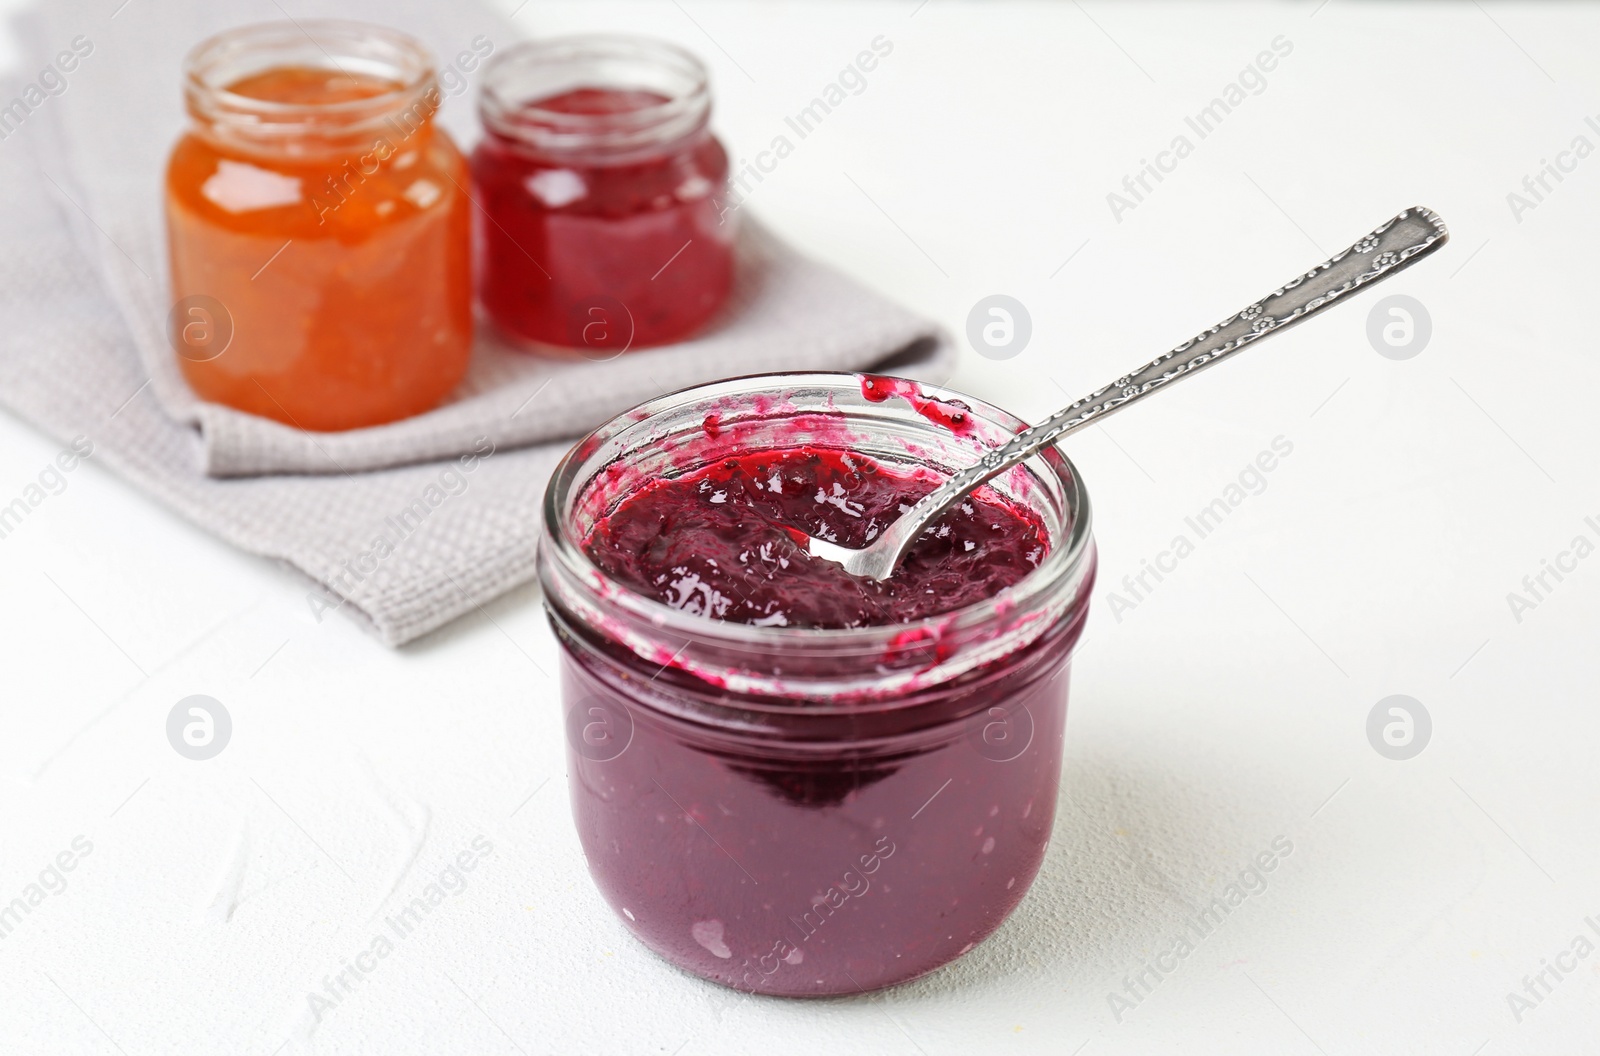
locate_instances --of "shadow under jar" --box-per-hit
[166,21,473,431]
[472,35,735,355]
[539,373,1096,996]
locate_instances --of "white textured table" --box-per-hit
[3,2,1598,1053]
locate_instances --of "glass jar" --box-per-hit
[166,21,473,431]
[472,35,735,355]
[539,373,1095,995]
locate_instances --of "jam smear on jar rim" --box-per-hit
[859,373,977,437]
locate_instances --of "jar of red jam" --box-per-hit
[166,21,472,431]
[472,36,735,355]
[539,373,1095,995]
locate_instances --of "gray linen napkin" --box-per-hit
[22,0,952,478]
[0,1,954,646]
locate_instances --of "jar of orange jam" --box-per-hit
[166,21,472,431]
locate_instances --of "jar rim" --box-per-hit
[183,20,439,136]
[539,372,1095,701]
[479,34,711,160]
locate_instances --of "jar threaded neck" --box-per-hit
[182,20,441,154]
[479,35,711,163]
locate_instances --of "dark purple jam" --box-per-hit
[551,417,1092,997]
[581,447,1048,629]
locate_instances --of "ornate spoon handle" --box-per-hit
[818,206,1449,581]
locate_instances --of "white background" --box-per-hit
[3,1,1599,1054]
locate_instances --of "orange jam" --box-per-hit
[166,25,472,432]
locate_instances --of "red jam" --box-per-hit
[582,447,1048,629]
[472,74,734,353]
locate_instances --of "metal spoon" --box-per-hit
[808,205,1450,581]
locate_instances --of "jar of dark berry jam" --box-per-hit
[472,35,735,355]
[539,373,1095,996]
